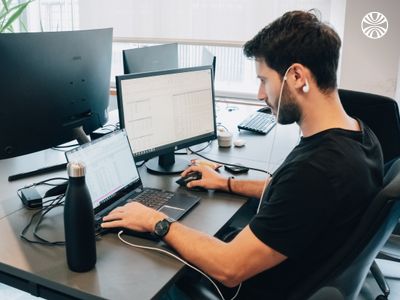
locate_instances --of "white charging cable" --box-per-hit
[117,230,242,300]
[259,66,293,213]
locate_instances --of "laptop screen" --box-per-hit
[65,130,140,210]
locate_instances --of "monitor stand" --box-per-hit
[72,126,90,144]
[146,150,189,175]
[8,126,90,182]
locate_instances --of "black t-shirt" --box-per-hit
[240,121,383,299]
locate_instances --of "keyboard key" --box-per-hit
[134,189,173,210]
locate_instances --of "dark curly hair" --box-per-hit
[243,10,341,92]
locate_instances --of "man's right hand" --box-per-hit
[180,165,229,191]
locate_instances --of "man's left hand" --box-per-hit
[101,202,165,232]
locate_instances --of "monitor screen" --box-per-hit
[0,28,113,160]
[116,65,216,174]
[123,43,178,74]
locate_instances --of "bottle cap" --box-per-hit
[67,162,86,177]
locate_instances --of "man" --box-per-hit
[102,10,383,299]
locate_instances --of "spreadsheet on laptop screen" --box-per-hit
[66,131,139,209]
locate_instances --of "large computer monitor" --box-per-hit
[123,43,178,74]
[0,28,113,160]
[116,65,217,174]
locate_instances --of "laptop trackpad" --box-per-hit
[158,205,185,220]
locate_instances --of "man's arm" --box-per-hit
[181,165,270,198]
[102,202,286,287]
[164,222,286,287]
[227,178,268,198]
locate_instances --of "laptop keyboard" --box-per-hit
[237,112,276,134]
[132,188,174,209]
[95,188,175,234]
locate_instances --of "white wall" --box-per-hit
[329,0,347,84]
[339,0,400,101]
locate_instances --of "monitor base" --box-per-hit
[146,157,189,175]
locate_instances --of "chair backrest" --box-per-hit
[289,158,400,300]
[338,89,400,164]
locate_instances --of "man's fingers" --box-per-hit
[101,219,124,228]
[103,211,124,221]
[187,179,204,188]
[181,165,200,177]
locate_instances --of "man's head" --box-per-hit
[244,10,341,124]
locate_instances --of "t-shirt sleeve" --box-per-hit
[249,163,335,259]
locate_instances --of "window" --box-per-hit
[21,0,345,100]
[25,0,79,32]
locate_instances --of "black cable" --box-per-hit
[17,177,68,200]
[30,177,68,187]
[19,178,69,245]
[41,182,66,187]
[19,176,104,246]
[188,148,273,177]
[175,141,212,155]
[135,160,147,167]
[193,141,213,153]
[21,193,102,246]
[20,195,66,246]
[20,210,45,244]
[32,196,66,246]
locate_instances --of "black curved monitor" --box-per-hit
[116,65,216,174]
[0,28,113,159]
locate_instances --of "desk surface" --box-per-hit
[0,171,245,299]
[0,102,299,299]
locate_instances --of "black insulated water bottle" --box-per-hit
[64,162,96,272]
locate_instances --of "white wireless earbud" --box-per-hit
[302,79,309,93]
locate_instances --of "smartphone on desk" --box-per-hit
[224,163,249,174]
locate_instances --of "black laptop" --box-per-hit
[65,129,200,236]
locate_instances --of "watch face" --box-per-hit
[154,219,171,238]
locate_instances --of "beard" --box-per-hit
[276,86,302,125]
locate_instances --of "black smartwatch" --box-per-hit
[153,217,176,238]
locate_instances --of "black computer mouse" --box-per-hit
[176,171,202,187]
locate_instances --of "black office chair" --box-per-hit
[288,158,400,300]
[338,89,400,298]
[338,89,400,165]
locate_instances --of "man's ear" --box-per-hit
[289,63,309,92]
